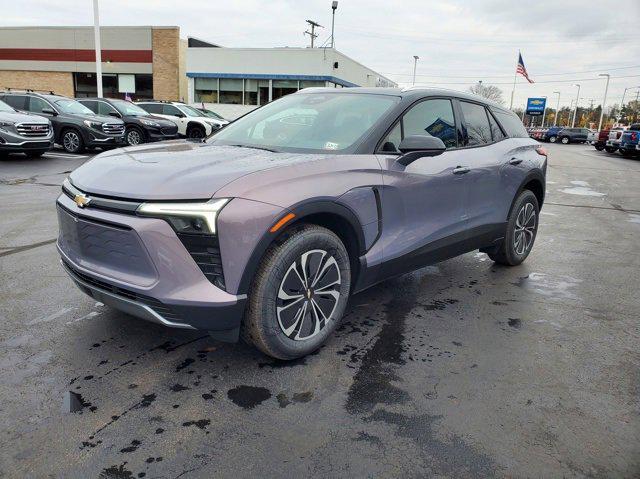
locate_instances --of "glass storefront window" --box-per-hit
[258,80,270,106]
[244,79,258,105]
[299,80,325,90]
[73,73,153,100]
[272,80,299,101]
[219,78,243,104]
[195,77,219,103]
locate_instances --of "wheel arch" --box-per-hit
[514,171,546,211]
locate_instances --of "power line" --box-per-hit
[406,74,640,86]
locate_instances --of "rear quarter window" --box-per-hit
[491,108,528,138]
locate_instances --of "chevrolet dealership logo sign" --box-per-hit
[526,97,547,116]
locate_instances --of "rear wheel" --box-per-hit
[489,190,539,266]
[595,145,604,151]
[242,224,351,360]
[62,129,84,153]
[560,136,570,144]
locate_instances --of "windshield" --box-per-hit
[0,99,14,113]
[210,92,399,152]
[178,105,207,117]
[111,100,150,116]
[200,109,224,120]
[54,99,94,115]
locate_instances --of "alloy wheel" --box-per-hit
[63,132,80,152]
[127,129,142,145]
[514,202,536,256]
[276,249,341,341]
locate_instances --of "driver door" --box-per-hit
[376,98,470,278]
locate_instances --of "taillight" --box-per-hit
[631,132,638,141]
[536,146,548,156]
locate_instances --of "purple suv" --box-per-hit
[56,88,546,359]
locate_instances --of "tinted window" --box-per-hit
[2,95,27,110]
[460,101,492,146]
[402,99,457,148]
[79,100,98,114]
[163,104,183,116]
[28,96,53,114]
[487,111,505,141]
[97,101,117,116]
[380,122,402,152]
[0,99,13,112]
[138,103,162,114]
[491,108,528,138]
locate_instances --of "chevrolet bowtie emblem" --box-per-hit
[74,194,91,208]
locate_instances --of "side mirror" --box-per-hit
[175,112,186,118]
[108,111,122,118]
[41,108,57,116]
[397,135,446,166]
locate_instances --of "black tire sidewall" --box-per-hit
[503,190,539,265]
[187,126,205,139]
[246,225,351,359]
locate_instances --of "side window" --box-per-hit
[380,122,402,152]
[491,108,528,138]
[138,103,160,114]
[79,100,98,114]
[3,95,27,110]
[402,99,457,148]
[98,102,117,116]
[28,96,54,113]
[163,104,182,116]
[487,110,505,142]
[459,101,492,146]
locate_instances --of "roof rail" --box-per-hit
[2,87,56,95]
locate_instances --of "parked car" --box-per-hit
[56,87,546,359]
[541,126,563,143]
[195,107,229,125]
[136,100,223,138]
[0,90,125,153]
[606,127,627,153]
[77,98,179,146]
[618,123,640,158]
[586,129,597,143]
[557,127,589,144]
[0,98,53,158]
[592,129,611,151]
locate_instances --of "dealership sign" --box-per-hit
[526,97,546,116]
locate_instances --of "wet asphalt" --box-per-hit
[0,144,639,478]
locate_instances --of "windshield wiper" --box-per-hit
[229,144,277,153]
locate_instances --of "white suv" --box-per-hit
[136,101,226,139]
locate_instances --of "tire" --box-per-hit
[595,145,604,151]
[125,126,145,146]
[548,135,557,143]
[489,190,539,266]
[26,150,46,158]
[242,224,351,360]
[560,136,570,144]
[621,150,635,159]
[605,146,617,153]
[61,129,84,153]
[187,125,206,139]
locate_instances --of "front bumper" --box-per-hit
[56,193,246,338]
[82,128,126,148]
[0,128,54,152]
[147,128,180,142]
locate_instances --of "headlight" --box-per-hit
[137,198,230,234]
[0,121,13,129]
[83,120,103,129]
[140,119,161,127]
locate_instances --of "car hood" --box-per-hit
[66,113,123,123]
[69,141,322,200]
[0,110,49,124]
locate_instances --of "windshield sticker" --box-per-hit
[324,142,339,150]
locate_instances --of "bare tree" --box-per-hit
[468,83,505,105]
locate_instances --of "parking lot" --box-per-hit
[0,143,638,478]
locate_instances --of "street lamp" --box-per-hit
[553,91,561,126]
[330,1,338,48]
[412,55,419,86]
[597,74,610,132]
[571,83,581,127]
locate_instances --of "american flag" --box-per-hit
[516,52,534,83]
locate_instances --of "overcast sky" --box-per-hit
[3,0,640,110]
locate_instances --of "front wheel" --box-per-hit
[62,129,84,153]
[125,126,145,146]
[595,145,604,151]
[489,190,539,266]
[187,125,206,139]
[560,136,570,144]
[242,224,351,360]
[548,135,557,143]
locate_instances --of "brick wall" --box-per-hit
[0,70,74,97]
[152,27,181,101]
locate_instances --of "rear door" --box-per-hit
[162,104,188,135]
[376,97,469,277]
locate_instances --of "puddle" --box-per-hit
[227,385,272,409]
[512,272,581,300]
[627,213,640,224]
[559,180,605,197]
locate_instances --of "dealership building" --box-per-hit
[0,26,394,118]
[0,26,187,101]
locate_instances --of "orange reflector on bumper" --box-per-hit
[270,213,296,233]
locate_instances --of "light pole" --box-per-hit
[412,55,419,86]
[93,0,103,98]
[553,91,560,126]
[541,96,548,128]
[330,1,338,48]
[571,83,580,127]
[597,74,610,132]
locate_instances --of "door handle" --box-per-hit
[509,157,523,165]
[453,166,470,175]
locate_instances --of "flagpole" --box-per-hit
[510,50,518,110]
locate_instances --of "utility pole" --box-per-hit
[304,20,323,48]
[541,95,547,128]
[571,83,580,127]
[412,55,419,86]
[597,74,610,132]
[553,91,560,126]
[330,2,338,48]
[93,0,103,97]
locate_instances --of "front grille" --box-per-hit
[177,233,225,290]
[16,123,50,137]
[102,123,125,135]
[62,260,183,323]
